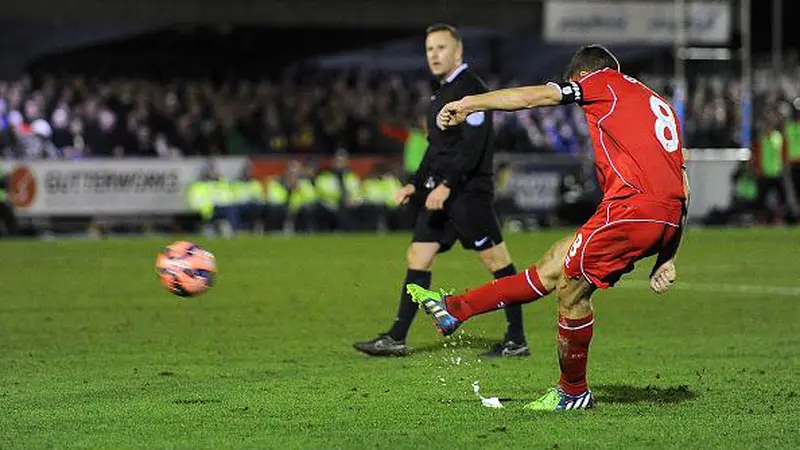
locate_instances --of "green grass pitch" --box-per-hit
[1,228,799,449]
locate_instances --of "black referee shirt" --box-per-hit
[413,64,494,194]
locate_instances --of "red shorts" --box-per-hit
[563,195,684,289]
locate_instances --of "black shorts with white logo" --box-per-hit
[409,187,504,253]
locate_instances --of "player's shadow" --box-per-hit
[412,337,501,355]
[593,384,697,405]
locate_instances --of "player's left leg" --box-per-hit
[407,235,574,335]
[523,274,596,411]
[476,242,530,356]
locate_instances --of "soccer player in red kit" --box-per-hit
[406,44,690,411]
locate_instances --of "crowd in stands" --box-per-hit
[0,71,428,160]
[640,55,800,149]
[0,60,790,161]
[0,58,797,161]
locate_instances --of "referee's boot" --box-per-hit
[481,337,530,358]
[353,333,409,357]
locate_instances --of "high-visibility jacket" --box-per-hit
[264,177,289,206]
[211,179,236,207]
[362,177,385,205]
[0,166,7,203]
[266,177,317,213]
[785,121,800,164]
[755,130,784,178]
[380,174,403,207]
[404,128,428,174]
[288,179,317,213]
[232,179,266,205]
[735,168,758,201]
[315,171,363,209]
[187,181,215,220]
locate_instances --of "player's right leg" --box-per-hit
[408,235,574,335]
[523,273,596,411]
[525,197,684,411]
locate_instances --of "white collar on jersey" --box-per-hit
[444,63,469,83]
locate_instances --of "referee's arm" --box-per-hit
[441,113,489,189]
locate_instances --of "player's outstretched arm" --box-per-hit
[438,84,563,129]
[461,85,564,112]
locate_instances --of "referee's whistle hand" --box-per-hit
[395,184,416,205]
[425,185,451,210]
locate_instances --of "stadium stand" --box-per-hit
[1,57,797,160]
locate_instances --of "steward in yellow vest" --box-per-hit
[231,165,267,232]
[187,164,239,237]
[313,150,363,231]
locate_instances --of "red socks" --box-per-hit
[442,266,593,395]
[445,267,550,322]
[557,314,594,396]
[442,265,593,396]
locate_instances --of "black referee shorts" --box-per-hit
[410,189,504,253]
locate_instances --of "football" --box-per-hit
[155,241,216,297]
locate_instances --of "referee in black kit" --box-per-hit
[354,24,528,357]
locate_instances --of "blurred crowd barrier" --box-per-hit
[6,145,788,238]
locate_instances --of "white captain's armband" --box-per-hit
[465,111,485,126]
[547,81,583,105]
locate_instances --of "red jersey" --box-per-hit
[571,68,686,203]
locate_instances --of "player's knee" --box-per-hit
[556,275,590,316]
[555,276,574,303]
[534,238,572,289]
[406,245,435,270]
[478,244,511,272]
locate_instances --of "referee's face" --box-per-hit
[425,30,462,80]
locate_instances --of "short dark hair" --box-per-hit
[425,23,462,42]
[564,44,620,80]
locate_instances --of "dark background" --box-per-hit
[0,0,794,80]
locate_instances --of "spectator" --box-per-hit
[187,162,238,237]
[785,102,800,201]
[258,103,289,153]
[231,164,267,232]
[752,113,798,224]
[314,149,363,231]
[263,160,318,233]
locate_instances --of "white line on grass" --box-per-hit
[618,280,800,297]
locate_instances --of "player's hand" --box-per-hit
[649,259,676,294]
[394,184,416,206]
[425,184,451,210]
[437,100,471,130]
